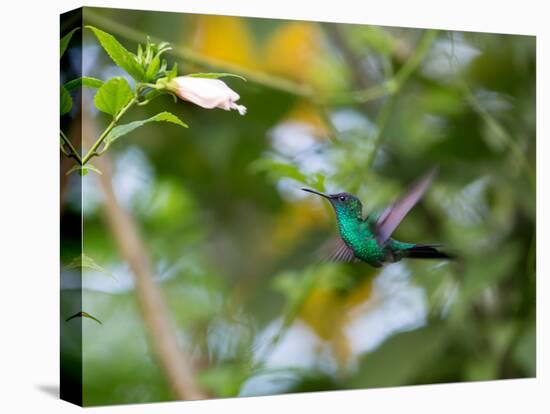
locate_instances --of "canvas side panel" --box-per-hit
[60,7,83,407]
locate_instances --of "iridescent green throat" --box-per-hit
[331,201,366,245]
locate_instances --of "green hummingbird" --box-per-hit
[302,168,452,267]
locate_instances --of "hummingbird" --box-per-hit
[302,168,452,267]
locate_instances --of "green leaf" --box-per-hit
[65,164,103,176]
[59,137,68,156]
[141,88,169,103]
[313,173,326,192]
[60,86,72,115]
[137,43,144,63]
[145,54,161,81]
[66,311,103,325]
[250,159,308,183]
[64,76,104,91]
[63,253,116,280]
[94,77,133,117]
[104,112,187,146]
[65,165,83,176]
[166,63,178,80]
[86,25,145,81]
[187,72,247,82]
[60,28,79,58]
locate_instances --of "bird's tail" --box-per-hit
[406,244,453,260]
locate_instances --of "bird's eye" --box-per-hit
[339,196,346,201]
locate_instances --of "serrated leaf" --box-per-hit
[60,86,72,115]
[187,72,247,82]
[65,164,102,176]
[60,28,79,58]
[86,25,145,81]
[66,311,103,325]
[64,76,104,91]
[63,253,116,280]
[94,77,133,117]
[104,112,187,146]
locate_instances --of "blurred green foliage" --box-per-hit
[61,7,535,406]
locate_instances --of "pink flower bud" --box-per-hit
[169,76,247,115]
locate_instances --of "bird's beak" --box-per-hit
[301,188,331,199]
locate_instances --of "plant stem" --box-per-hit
[60,129,82,164]
[364,29,439,168]
[81,97,137,165]
[252,271,319,372]
[82,115,208,400]
[392,30,438,88]
[364,93,398,168]
[324,29,438,106]
[321,28,437,178]
[446,32,535,190]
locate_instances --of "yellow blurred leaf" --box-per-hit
[299,277,374,369]
[264,22,321,83]
[190,15,258,69]
[346,277,375,309]
[300,287,347,340]
[267,201,329,257]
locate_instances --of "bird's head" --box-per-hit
[301,188,363,219]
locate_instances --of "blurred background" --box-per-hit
[60,7,535,406]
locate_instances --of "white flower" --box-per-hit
[169,76,247,115]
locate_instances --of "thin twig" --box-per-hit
[252,270,319,372]
[322,23,371,90]
[60,129,82,164]
[82,115,208,401]
[446,32,535,189]
[364,29,439,167]
[81,97,137,165]
[323,28,438,106]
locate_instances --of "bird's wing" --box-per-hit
[318,237,357,263]
[374,168,437,246]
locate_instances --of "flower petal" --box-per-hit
[170,76,246,114]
